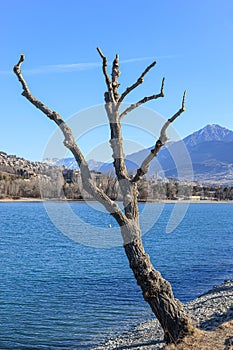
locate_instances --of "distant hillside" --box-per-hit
[0,151,65,199]
[0,151,55,177]
[0,152,119,200]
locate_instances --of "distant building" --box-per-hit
[189,195,201,201]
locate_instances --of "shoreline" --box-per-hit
[92,280,233,349]
[0,197,232,204]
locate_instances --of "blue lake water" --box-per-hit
[0,202,232,349]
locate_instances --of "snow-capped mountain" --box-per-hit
[183,124,233,148]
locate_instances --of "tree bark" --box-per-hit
[122,225,193,344]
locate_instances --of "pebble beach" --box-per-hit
[92,280,233,350]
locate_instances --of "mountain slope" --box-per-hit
[126,124,233,183]
[183,124,233,148]
[44,124,233,184]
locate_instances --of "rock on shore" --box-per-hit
[92,280,233,350]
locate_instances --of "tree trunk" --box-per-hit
[122,226,193,344]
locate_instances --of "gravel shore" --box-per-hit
[92,280,233,350]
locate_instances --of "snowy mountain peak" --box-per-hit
[183,124,233,148]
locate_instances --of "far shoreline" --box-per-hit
[0,197,233,204]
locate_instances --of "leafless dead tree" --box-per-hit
[14,50,194,344]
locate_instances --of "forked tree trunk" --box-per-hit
[122,225,193,344]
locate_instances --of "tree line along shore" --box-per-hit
[1,166,233,202]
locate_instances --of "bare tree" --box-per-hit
[14,50,194,344]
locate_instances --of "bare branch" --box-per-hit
[168,90,186,123]
[97,47,115,103]
[14,54,64,126]
[111,54,120,102]
[14,54,127,225]
[118,60,156,104]
[160,77,165,95]
[119,77,165,120]
[131,91,186,183]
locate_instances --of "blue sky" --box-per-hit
[0,0,233,161]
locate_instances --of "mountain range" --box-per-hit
[46,124,233,185]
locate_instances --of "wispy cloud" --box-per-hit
[24,62,102,74]
[0,62,101,75]
[1,55,176,75]
[121,55,176,64]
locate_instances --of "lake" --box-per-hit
[0,202,232,349]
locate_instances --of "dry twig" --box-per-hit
[118,60,157,103]
[119,77,165,120]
